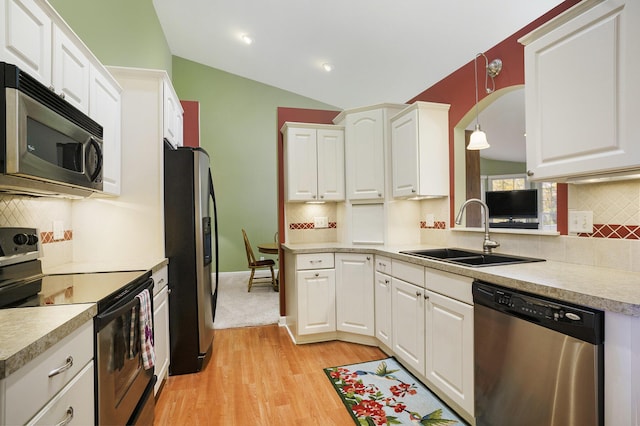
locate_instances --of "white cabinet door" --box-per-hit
[316,128,345,201]
[153,284,170,396]
[297,269,336,335]
[425,290,474,416]
[392,278,425,373]
[391,102,449,198]
[163,79,183,147]
[52,26,90,113]
[345,109,385,200]
[285,126,319,201]
[374,270,392,347]
[335,253,374,336]
[0,0,52,86]
[391,108,419,197]
[90,65,121,195]
[523,0,640,181]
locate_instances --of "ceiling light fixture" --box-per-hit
[241,34,253,45]
[467,53,502,151]
[322,63,333,72]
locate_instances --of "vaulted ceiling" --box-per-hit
[152,0,566,161]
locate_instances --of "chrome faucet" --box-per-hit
[455,198,500,254]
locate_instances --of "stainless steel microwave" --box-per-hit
[0,62,103,197]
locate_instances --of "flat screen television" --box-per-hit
[485,189,538,219]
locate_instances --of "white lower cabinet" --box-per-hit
[297,268,336,335]
[374,256,392,348]
[336,253,374,336]
[425,289,474,416]
[424,269,474,417]
[152,265,170,396]
[0,321,94,426]
[391,277,425,373]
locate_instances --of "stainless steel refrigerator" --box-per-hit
[164,142,218,375]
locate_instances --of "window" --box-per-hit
[482,174,557,231]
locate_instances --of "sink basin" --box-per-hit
[399,248,545,267]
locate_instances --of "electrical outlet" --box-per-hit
[568,211,593,233]
[314,216,328,229]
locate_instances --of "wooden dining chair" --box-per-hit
[242,229,278,292]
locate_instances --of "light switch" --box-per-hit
[568,211,593,233]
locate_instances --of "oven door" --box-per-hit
[95,280,154,425]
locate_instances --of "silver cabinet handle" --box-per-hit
[320,195,324,199]
[366,256,371,261]
[48,356,73,378]
[56,407,74,426]
[157,277,165,286]
[310,259,323,264]
[378,193,382,197]
[527,170,534,177]
[314,273,319,277]
[424,294,430,300]
[416,291,422,297]
[384,279,390,284]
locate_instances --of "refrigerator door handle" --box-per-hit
[208,169,219,323]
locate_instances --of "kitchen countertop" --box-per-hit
[282,243,640,317]
[0,303,97,379]
[0,258,168,380]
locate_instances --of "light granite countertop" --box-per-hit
[0,304,97,380]
[282,243,640,316]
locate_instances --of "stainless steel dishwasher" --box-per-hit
[472,280,604,426]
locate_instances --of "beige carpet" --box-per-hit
[213,272,279,329]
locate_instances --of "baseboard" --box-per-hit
[218,270,279,280]
[278,316,286,327]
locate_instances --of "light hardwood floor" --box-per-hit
[154,325,386,425]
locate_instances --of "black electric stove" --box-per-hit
[0,227,150,311]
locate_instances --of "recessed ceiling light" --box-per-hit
[322,63,334,72]
[241,34,253,45]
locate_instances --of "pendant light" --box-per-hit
[467,53,502,150]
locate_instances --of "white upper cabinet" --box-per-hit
[163,79,184,148]
[390,101,450,198]
[0,0,52,85]
[52,25,90,113]
[282,122,345,202]
[90,65,121,195]
[521,0,640,181]
[333,104,405,201]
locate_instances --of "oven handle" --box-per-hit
[95,278,153,331]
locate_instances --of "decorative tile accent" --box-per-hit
[289,222,337,230]
[40,230,73,244]
[579,224,640,240]
[420,220,447,229]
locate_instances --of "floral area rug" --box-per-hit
[324,357,468,425]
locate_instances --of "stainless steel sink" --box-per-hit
[399,248,545,267]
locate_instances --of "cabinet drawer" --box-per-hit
[152,264,169,296]
[392,260,424,287]
[375,256,392,274]
[425,269,473,304]
[5,321,93,426]
[296,253,334,270]
[26,362,94,426]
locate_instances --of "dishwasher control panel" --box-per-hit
[495,290,582,323]
[472,280,604,345]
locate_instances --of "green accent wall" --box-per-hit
[49,1,338,272]
[480,158,526,176]
[48,0,172,75]
[172,57,337,271]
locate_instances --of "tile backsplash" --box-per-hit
[0,195,73,268]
